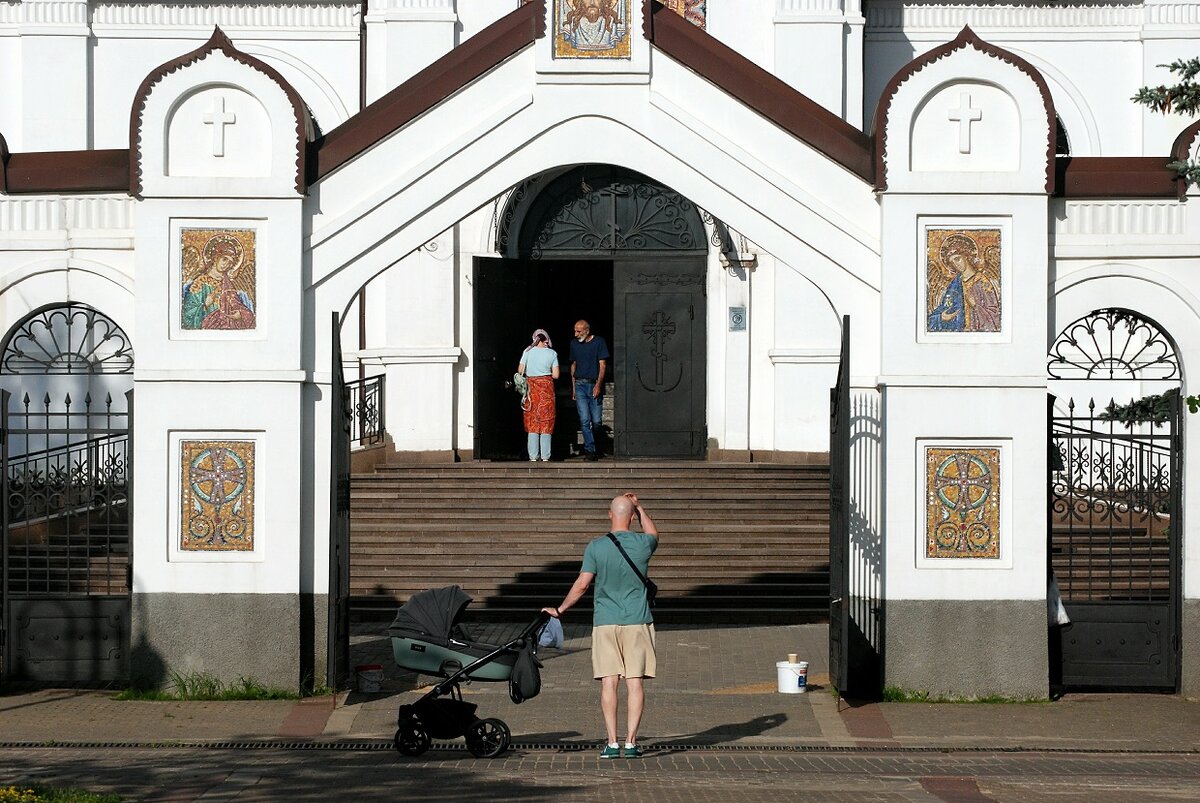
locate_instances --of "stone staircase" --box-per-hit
[349,461,831,624]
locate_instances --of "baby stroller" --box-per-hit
[388,585,549,758]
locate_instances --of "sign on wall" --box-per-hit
[924,446,1001,560]
[554,0,631,59]
[181,228,258,331]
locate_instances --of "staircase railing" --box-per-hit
[345,375,385,447]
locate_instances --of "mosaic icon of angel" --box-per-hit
[562,0,625,51]
[181,229,257,331]
[926,230,1001,333]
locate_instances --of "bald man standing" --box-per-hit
[569,319,609,460]
[543,493,658,759]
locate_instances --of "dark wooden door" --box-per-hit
[613,259,706,458]
[473,258,535,460]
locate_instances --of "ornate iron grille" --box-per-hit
[3,391,130,597]
[1050,396,1177,603]
[1048,308,1180,381]
[2,304,134,375]
[507,167,709,259]
[345,375,385,448]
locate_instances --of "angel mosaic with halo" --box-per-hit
[926,229,1001,333]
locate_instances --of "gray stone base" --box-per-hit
[885,600,1047,699]
[1183,599,1200,697]
[131,593,301,691]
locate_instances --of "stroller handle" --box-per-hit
[520,610,553,640]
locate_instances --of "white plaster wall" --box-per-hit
[864,3,1198,155]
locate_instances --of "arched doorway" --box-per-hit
[0,303,134,682]
[1048,307,1182,690]
[476,165,709,460]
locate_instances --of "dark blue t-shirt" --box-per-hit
[569,336,610,381]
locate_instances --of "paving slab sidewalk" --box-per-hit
[2,623,1197,753]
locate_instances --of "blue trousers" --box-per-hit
[574,379,603,454]
[527,433,551,461]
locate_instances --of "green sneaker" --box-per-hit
[623,744,643,759]
[599,744,622,759]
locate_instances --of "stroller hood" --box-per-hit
[389,585,472,640]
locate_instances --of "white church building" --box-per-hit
[0,0,1197,699]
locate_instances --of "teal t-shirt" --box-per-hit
[581,530,658,626]
[521,347,559,377]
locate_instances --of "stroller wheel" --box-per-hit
[394,723,431,757]
[465,718,510,759]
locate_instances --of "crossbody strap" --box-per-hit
[606,532,651,589]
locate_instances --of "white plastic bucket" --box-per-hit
[355,663,384,693]
[775,661,808,694]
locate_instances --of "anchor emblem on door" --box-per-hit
[636,310,683,392]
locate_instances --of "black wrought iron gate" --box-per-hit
[328,312,352,688]
[1048,308,1182,690]
[829,315,850,697]
[1,390,132,682]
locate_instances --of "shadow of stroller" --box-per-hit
[646,712,789,755]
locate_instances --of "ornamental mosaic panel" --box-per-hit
[660,0,706,28]
[925,447,1000,559]
[925,228,1001,333]
[181,440,255,551]
[554,0,631,59]
[180,228,257,330]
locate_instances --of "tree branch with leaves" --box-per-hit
[1133,57,1200,185]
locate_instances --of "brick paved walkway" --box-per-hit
[1,622,1197,755]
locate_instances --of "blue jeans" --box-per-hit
[527,433,551,461]
[574,380,603,454]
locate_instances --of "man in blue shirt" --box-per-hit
[569,319,610,460]
[543,493,659,759]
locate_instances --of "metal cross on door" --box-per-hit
[614,259,706,457]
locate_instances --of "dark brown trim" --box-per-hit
[871,26,1056,193]
[1170,119,1199,200]
[4,150,130,194]
[311,0,546,183]
[0,130,9,193]
[128,26,311,197]
[1054,156,1180,198]
[644,1,873,182]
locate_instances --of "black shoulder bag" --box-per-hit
[606,533,657,608]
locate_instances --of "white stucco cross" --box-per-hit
[202,96,237,157]
[947,92,982,154]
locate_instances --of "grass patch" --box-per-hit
[115,671,299,701]
[882,686,1048,704]
[0,786,122,803]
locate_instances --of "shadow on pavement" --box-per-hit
[647,712,789,755]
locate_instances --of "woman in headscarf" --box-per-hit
[518,329,560,462]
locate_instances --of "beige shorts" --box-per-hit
[591,624,657,679]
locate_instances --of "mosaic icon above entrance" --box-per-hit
[554,0,631,59]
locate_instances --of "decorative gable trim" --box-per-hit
[128,26,311,197]
[643,0,873,182]
[312,0,546,182]
[871,26,1056,193]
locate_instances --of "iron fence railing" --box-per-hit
[345,375,385,448]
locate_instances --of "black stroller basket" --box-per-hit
[388,586,550,758]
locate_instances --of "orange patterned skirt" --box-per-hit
[523,375,556,435]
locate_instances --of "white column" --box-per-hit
[19,0,90,150]
[773,0,864,126]
[365,0,458,104]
